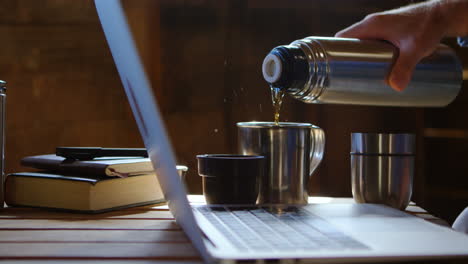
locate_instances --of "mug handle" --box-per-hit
[310,126,325,176]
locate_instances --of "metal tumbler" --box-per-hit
[0,81,6,208]
[351,133,415,210]
[237,122,325,205]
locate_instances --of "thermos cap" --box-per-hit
[351,132,415,155]
[262,54,282,83]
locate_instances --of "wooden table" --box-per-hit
[0,196,450,263]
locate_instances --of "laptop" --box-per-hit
[94,1,468,263]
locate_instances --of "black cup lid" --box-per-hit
[196,154,264,160]
[197,154,265,178]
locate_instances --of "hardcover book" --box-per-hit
[4,172,165,213]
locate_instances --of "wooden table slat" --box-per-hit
[0,209,174,220]
[0,259,203,264]
[0,261,202,264]
[0,230,187,243]
[0,243,198,258]
[0,219,180,230]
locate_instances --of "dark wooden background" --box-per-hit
[1,0,467,223]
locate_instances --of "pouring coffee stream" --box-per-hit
[270,85,284,125]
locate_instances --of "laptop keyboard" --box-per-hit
[195,206,369,252]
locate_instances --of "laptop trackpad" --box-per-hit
[304,203,443,233]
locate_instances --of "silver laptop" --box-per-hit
[94,1,468,263]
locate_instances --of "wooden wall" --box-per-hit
[1,1,142,173]
[1,0,467,223]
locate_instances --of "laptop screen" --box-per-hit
[94,0,210,261]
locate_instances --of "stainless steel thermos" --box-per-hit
[0,81,5,208]
[262,37,462,107]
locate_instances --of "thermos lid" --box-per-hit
[351,132,415,155]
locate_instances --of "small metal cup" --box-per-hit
[351,133,415,210]
[237,122,325,205]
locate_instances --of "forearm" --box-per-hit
[435,0,468,36]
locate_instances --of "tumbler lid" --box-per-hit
[351,133,415,155]
[0,80,6,93]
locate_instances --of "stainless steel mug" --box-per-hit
[351,133,415,210]
[0,81,6,208]
[237,122,325,205]
[262,36,462,107]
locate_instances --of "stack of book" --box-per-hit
[4,154,183,213]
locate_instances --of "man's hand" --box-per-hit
[336,0,468,92]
